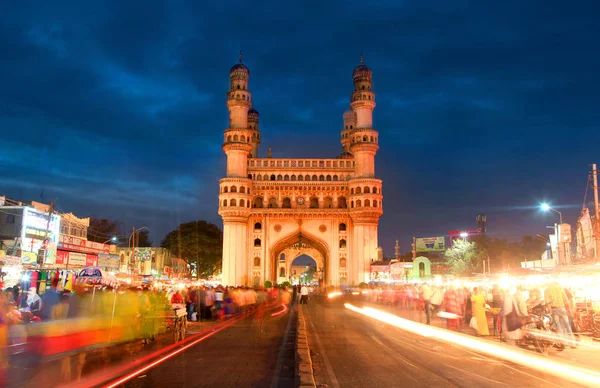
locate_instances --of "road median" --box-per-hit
[296,305,316,388]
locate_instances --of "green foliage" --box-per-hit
[264,280,273,289]
[444,239,481,276]
[136,230,152,247]
[471,235,547,272]
[88,218,121,243]
[161,221,222,279]
[279,281,291,288]
[358,282,368,289]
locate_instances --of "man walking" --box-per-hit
[544,281,576,347]
[300,285,309,305]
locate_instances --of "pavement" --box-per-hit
[303,295,592,388]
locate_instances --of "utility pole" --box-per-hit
[593,163,600,262]
[131,226,136,274]
[39,201,54,270]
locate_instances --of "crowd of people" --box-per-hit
[365,280,578,347]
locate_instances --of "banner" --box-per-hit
[415,237,446,252]
[577,208,595,257]
[98,254,120,269]
[135,248,153,262]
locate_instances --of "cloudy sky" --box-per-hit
[1,1,598,254]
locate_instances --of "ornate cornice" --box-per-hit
[220,177,252,184]
[349,142,379,153]
[222,143,252,152]
[249,208,352,218]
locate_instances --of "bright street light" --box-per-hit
[460,232,468,239]
[102,236,118,244]
[540,203,563,224]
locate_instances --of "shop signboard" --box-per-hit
[21,251,37,265]
[415,237,446,252]
[98,253,121,269]
[68,252,86,266]
[56,250,69,265]
[21,207,61,265]
[58,235,109,254]
[86,254,98,267]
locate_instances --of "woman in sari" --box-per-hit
[471,287,489,336]
[444,286,462,331]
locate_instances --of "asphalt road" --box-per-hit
[306,295,588,388]
[123,304,296,388]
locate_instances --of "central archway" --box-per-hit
[271,231,329,285]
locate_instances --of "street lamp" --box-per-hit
[460,232,468,240]
[540,203,563,224]
[102,236,118,244]
[540,203,565,264]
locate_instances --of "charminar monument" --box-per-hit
[218,53,382,287]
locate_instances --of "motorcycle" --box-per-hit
[522,303,568,355]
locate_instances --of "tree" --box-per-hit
[136,230,152,247]
[161,221,222,279]
[88,218,121,243]
[444,239,482,276]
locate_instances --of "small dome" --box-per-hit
[248,108,260,117]
[337,151,354,159]
[230,63,250,75]
[353,64,372,77]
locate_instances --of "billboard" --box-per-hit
[415,237,445,252]
[58,235,109,254]
[21,207,61,265]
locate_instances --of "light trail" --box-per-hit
[327,291,343,299]
[270,303,289,317]
[345,303,600,387]
[101,320,237,388]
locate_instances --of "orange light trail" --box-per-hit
[271,303,288,317]
[102,321,236,388]
[345,303,600,387]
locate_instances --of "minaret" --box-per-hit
[248,108,261,157]
[348,54,383,284]
[349,53,378,178]
[395,240,401,260]
[223,51,253,177]
[219,53,253,286]
[340,109,355,154]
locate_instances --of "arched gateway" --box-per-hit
[218,54,383,286]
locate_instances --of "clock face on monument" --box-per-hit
[296,197,305,205]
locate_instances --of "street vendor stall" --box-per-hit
[77,267,118,288]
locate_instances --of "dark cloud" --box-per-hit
[1,1,599,253]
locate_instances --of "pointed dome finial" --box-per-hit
[360,51,364,64]
[239,50,243,63]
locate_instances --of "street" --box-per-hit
[122,304,296,388]
[305,295,590,388]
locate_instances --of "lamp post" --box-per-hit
[541,203,564,265]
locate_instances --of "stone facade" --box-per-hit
[218,54,383,287]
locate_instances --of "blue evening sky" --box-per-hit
[1,1,598,254]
